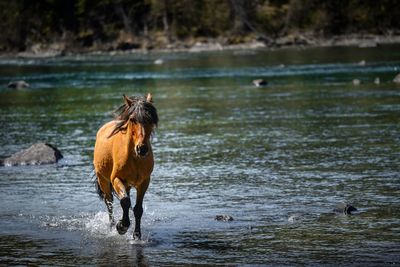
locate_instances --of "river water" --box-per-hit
[0,46,399,266]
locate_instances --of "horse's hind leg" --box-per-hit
[112,177,131,235]
[104,195,115,229]
[96,174,115,227]
[133,179,150,240]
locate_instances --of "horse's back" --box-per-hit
[93,121,115,179]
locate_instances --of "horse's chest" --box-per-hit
[119,161,139,181]
[117,158,153,187]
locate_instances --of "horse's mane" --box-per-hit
[108,95,158,138]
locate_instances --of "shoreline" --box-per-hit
[1,34,400,59]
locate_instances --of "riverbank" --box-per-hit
[2,33,400,58]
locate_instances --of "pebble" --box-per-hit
[215,215,234,221]
[253,79,268,87]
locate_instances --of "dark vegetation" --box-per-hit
[0,0,399,53]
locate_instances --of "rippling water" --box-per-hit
[1,46,400,266]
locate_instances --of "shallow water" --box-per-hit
[0,46,400,266]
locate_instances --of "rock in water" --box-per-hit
[154,59,164,65]
[215,215,234,221]
[393,73,400,83]
[253,79,268,87]
[2,143,63,166]
[334,203,357,215]
[288,214,304,223]
[7,80,30,89]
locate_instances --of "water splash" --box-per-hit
[84,211,115,237]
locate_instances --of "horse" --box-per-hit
[93,93,158,239]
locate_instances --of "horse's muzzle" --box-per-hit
[135,144,149,157]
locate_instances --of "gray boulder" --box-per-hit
[7,80,30,89]
[1,143,63,166]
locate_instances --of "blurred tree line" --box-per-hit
[0,0,399,52]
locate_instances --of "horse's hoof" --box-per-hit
[116,220,130,235]
[133,232,141,240]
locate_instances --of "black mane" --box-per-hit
[108,95,158,138]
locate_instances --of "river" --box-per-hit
[0,46,399,266]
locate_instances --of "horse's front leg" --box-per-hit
[133,179,149,240]
[112,177,131,235]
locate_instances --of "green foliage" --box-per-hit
[0,0,399,52]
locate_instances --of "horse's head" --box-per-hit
[126,93,158,157]
[131,122,152,157]
[109,93,158,158]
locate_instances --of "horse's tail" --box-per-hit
[92,169,105,200]
[93,171,114,201]
[95,178,104,200]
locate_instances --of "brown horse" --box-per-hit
[93,93,158,239]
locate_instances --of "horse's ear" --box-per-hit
[146,93,153,103]
[123,94,133,106]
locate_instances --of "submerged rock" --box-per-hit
[215,215,234,221]
[1,143,63,166]
[7,80,30,89]
[333,203,357,215]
